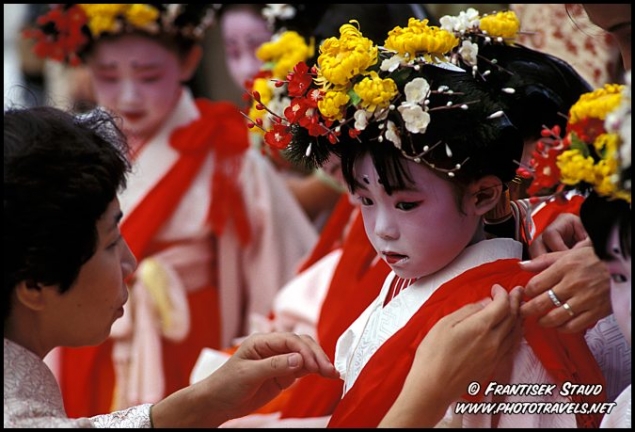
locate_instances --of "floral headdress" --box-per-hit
[519,71,631,205]
[440,8,521,75]
[247,12,525,179]
[23,4,215,66]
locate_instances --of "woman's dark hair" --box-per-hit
[4,106,131,321]
[580,192,631,260]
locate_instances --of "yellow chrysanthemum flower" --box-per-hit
[557,149,596,186]
[80,4,127,36]
[554,82,631,203]
[569,84,624,124]
[354,72,398,113]
[385,18,458,60]
[318,89,350,121]
[125,4,160,30]
[257,31,314,80]
[80,4,159,37]
[317,21,378,88]
[479,11,520,39]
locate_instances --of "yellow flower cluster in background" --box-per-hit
[79,4,160,37]
[557,83,631,203]
[256,31,315,80]
[478,11,520,39]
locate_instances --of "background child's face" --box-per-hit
[606,223,631,346]
[87,34,185,143]
[353,154,482,280]
[220,6,272,91]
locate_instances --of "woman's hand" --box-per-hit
[520,245,611,332]
[151,332,338,428]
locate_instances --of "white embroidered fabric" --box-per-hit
[4,338,152,428]
[600,385,631,428]
[585,314,632,402]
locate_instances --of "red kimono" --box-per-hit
[328,254,606,428]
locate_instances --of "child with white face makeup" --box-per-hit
[217,4,273,92]
[253,17,608,428]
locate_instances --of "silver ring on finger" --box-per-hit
[547,289,563,308]
[562,302,575,317]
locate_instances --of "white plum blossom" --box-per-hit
[380,54,405,73]
[403,77,430,104]
[458,40,478,66]
[439,7,480,33]
[397,77,431,134]
[398,105,431,134]
[354,109,372,131]
[385,120,402,148]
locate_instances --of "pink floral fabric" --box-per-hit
[511,4,622,88]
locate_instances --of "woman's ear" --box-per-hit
[469,175,503,216]
[14,280,47,312]
[180,44,203,82]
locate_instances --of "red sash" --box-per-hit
[280,211,391,418]
[327,259,606,428]
[121,99,251,259]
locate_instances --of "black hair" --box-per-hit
[460,42,593,208]
[289,64,522,201]
[472,43,592,143]
[580,192,631,260]
[311,4,436,45]
[4,106,131,322]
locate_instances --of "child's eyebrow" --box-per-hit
[352,178,369,191]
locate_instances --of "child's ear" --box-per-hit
[180,45,203,82]
[469,176,503,216]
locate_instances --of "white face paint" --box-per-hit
[87,34,185,144]
[220,5,272,91]
[353,153,481,280]
[605,223,631,346]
